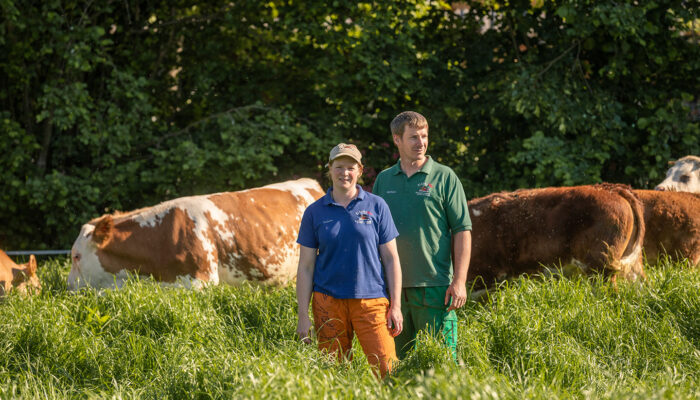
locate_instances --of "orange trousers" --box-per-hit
[312,292,397,378]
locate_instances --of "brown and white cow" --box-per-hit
[0,250,40,296]
[634,190,700,266]
[655,155,700,192]
[467,184,646,288]
[68,178,324,289]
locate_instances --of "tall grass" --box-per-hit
[0,257,697,399]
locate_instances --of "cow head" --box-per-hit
[655,156,700,193]
[68,216,113,290]
[1,255,41,296]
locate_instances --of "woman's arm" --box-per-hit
[296,245,317,343]
[379,239,403,337]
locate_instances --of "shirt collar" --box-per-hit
[393,156,434,176]
[322,185,366,206]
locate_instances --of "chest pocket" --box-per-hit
[320,220,341,241]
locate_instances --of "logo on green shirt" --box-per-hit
[416,182,434,197]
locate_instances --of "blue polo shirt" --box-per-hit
[297,185,399,299]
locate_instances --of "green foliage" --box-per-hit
[0,258,698,398]
[1,0,699,248]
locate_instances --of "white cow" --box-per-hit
[655,156,700,192]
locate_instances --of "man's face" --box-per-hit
[393,125,428,163]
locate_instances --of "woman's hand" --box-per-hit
[297,314,313,344]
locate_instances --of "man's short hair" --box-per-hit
[390,111,428,138]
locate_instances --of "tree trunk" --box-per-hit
[37,112,54,173]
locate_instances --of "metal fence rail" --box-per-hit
[5,250,71,256]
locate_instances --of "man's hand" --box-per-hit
[445,281,467,312]
[296,314,313,344]
[386,304,403,337]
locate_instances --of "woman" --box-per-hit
[296,143,403,378]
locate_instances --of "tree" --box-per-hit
[1,0,698,249]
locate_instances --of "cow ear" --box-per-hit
[668,160,676,166]
[27,255,37,276]
[93,215,114,246]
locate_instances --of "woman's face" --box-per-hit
[330,156,362,191]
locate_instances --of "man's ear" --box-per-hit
[392,134,400,146]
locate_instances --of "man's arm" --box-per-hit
[445,230,471,311]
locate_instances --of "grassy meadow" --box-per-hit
[0,257,698,399]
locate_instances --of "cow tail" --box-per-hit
[611,185,646,281]
[92,215,114,247]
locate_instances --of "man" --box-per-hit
[372,111,472,361]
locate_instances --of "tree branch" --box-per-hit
[572,40,592,94]
[127,6,234,34]
[137,104,272,152]
[507,16,524,69]
[537,40,579,79]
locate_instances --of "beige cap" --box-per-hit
[328,143,362,166]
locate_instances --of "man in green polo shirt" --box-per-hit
[372,111,472,361]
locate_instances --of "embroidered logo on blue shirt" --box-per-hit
[354,210,373,224]
[416,182,434,197]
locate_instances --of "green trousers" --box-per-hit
[395,286,458,361]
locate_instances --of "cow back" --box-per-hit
[634,189,700,265]
[68,178,324,289]
[467,185,645,287]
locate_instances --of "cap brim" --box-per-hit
[327,154,363,166]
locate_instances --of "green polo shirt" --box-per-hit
[373,157,471,287]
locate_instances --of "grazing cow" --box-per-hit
[634,190,700,266]
[655,155,700,192]
[68,178,325,289]
[0,250,40,296]
[467,184,645,288]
